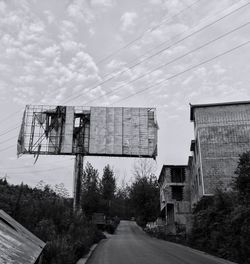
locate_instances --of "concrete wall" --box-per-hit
[193,104,250,197]
[159,166,192,234]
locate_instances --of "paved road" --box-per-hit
[87,220,236,264]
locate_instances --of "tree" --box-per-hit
[133,159,156,179]
[100,165,116,201]
[100,165,116,216]
[54,183,70,198]
[233,151,250,202]
[129,174,159,227]
[81,162,100,217]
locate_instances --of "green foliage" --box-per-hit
[129,175,159,227]
[100,164,116,201]
[190,151,250,264]
[110,186,132,219]
[0,179,102,264]
[81,162,101,218]
[100,164,116,216]
[233,151,250,202]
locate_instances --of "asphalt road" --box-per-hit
[87,220,236,264]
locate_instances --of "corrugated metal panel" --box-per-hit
[0,210,45,264]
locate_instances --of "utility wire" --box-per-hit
[0,125,20,137]
[63,1,249,105]
[82,22,250,105]
[38,0,202,105]
[95,0,202,64]
[0,145,15,153]
[111,40,250,105]
[0,22,247,146]
[0,135,18,145]
[0,166,70,175]
[0,110,22,124]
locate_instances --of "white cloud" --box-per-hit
[44,10,55,24]
[120,12,138,32]
[0,1,6,13]
[67,0,95,23]
[41,44,60,58]
[91,0,114,7]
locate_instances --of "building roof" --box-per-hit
[158,164,188,183]
[190,100,250,121]
[0,210,46,264]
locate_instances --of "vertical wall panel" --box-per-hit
[61,106,74,153]
[114,107,123,155]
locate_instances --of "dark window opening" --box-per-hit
[167,204,174,223]
[171,186,184,201]
[170,168,186,183]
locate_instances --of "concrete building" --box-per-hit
[159,100,250,233]
[159,165,192,234]
[190,101,250,206]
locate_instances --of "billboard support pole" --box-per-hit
[73,154,83,213]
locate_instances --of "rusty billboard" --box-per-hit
[17,105,158,158]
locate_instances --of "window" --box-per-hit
[170,168,185,183]
[171,186,184,201]
[74,117,80,127]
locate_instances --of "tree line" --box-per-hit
[189,151,250,264]
[0,159,159,264]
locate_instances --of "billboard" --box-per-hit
[17,105,158,158]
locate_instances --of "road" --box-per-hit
[87,220,236,264]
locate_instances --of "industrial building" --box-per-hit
[159,100,250,233]
[190,101,250,206]
[159,165,192,234]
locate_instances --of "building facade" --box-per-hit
[190,101,250,206]
[159,101,250,233]
[159,165,192,234]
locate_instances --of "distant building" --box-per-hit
[0,210,45,264]
[159,165,192,234]
[189,101,250,206]
[158,100,250,233]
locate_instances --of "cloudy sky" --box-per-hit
[0,0,249,194]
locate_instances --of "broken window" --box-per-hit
[171,186,184,201]
[170,167,186,183]
[74,117,80,128]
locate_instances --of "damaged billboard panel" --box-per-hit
[17,105,158,158]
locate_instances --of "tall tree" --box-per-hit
[133,159,156,179]
[100,165,116,201]
[81,162,100,217]
[233,151,250,202]
[100,165,116,216]
[129,174,159,227]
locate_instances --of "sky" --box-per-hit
[0,0,249,195]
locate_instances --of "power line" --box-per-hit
[95,0,202,64]
[63,1,249,105]
[0,0,241,130]
[0,145,15,153]
[81,22,250,105]
[0,109,22,124]
[111,40,250,105]
[0,125,19,137]
[0,135,18,145]
[0,166,70,175]
[37,0,202,105]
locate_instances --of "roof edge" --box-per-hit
[190,100,250,121]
